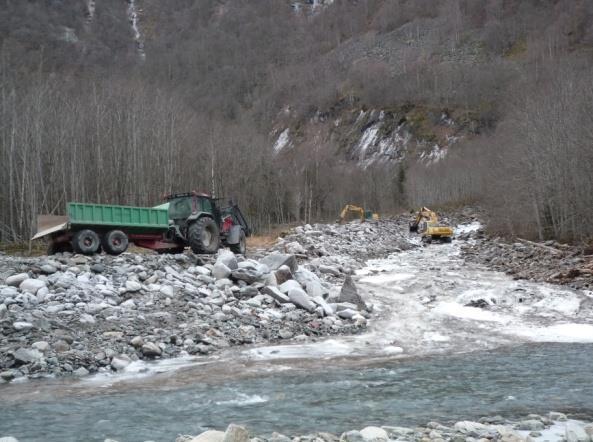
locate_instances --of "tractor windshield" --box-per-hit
[168,198,192,220]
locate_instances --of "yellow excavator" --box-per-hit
[338,205,379,223]
[409,207,453,243]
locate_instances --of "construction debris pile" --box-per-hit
[0,219,416,381]
[266,219,417,270]
[462,234,593,291]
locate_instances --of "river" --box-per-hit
[2,224,592,441]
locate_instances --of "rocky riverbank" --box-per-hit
[0,220,415,381]
[458,218,593,292]
[171,412,593,442]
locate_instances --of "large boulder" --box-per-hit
[212,262,232,280]
[141,342,162,357]
[189,430,225,442]
[262,286,290,304]
[285,241,306,255]
[565,422,589,442]
[13,348,44,364]
[287,288,316,312]
[312,296,334,316]
[5,273,28,287]
[260,253,298,273]
[278,280,302,294]
[217,250,238,270]
[110,355,132,371]
[359,427,388,442]
[294,268,328,298]
[223,424,249,442]
[274,265,293,285]
[338,276,366,310]
[19,279,46,294]
[231,268,261,284]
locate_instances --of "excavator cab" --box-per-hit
[338,205,379,223]
[409,207,453,243]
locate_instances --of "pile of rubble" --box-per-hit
[266,219,417,271]
[461,233,593,291]
[0,248,375,381]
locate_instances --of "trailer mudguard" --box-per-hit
[225,225,242,245]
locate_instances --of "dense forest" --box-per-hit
[0,0,592,242]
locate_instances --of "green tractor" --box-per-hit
[35,192,251,256]
[161,192,251,255]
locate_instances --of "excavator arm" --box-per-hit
[339,205,365,223]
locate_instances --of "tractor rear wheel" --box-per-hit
[188,217,220,254]
[72,229,101,255]
[230,230,246,255]
[102,230,129,255]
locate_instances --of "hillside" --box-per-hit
[0,0,592,241]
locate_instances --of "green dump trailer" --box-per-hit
[33,202,175,255]
[33,194,252,256]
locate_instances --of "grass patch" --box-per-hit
[0,241,47,257]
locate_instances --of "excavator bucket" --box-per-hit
[31,215,68,240]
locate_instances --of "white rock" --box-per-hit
[160,285,175,297]
[13,347,43,364]
[287,288,316,312]
[217,250,238,270]
[120,299,136,309]
[285,241,306,255]
[125,281,142,292]
[79,314,96,325]
[278,280,302,294]
[0,304,7,319]
[223,424,249,442]
[359,427,388,442]
[131,336,144,348]
[142,342,162,357]
[565,422,589,442]
[110,355,131,371]
[13,322,33,331]
[454,421,488,434]
[189,430,225,442]
[5,273,28,287]
[31,341,50,352]
[337,308,358,319]
[19,279,46,294]
[212,262,232,280]
[0,437,20,442]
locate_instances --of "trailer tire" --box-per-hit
[102,230,129,255]
[72,229,101,255]
[230,230,246,255]
[443,236,453,243]
[188,217,219,254]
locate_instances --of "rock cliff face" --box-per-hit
[271,103,479,168]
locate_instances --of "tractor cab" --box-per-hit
[165,192,220,230]
[160,192,250,255]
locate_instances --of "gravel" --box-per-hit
[173,413,593,442]
[0,219,415,381]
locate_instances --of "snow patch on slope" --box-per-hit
[273,128,292,153]
[127,0,145,59]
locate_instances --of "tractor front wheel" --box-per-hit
[188,217,220,254]
[230,229,247,255]
[72,229,101,255]
[102,230,129,255]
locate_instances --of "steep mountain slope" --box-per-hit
[0,0,592,241]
